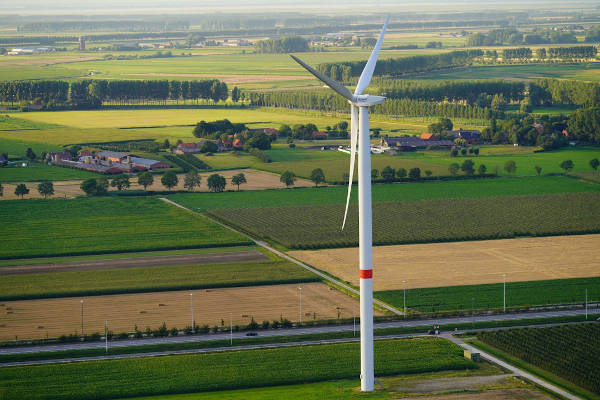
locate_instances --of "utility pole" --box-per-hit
[298,287,302,325]
[80,299,84,339]
[403,280,407,318]
[503,273,506,313]
[190,293,194,328]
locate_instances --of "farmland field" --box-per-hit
[0,197,250,259]
[0,338,474,399]
[377,277,600,312]
[170,175,600,212]
[208,192,600,249]
[0,282,377,341]
[289,234,600,291]
[478,324,600,395]
[0,259,320,301]
[0,162,100,182]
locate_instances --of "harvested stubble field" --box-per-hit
[208,192,600,249]
[0,169,313,198]
[0,338,474,400]
[0,259,320,301]
[0,197,250,259]
[0,282,372,341]
[289,234,600,292]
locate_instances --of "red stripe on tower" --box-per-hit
[360,269,373,279]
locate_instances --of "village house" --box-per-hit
[51,150,170,173]
[448,129,481,144]
[380,136,454,151]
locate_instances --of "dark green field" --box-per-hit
[208,192,600,249]
[170,175,600,212]
[0,338,474,400]
[376,277,600,313]
[0,197,251,259]
[0,260,319,301]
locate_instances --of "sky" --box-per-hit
[0,0,597,15]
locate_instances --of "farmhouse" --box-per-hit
[419,133,436,140]
[52,150,170,173]
[381,136,454,151]
[312,131,328,139]
[448,129,481,144]
[46,151,72,162]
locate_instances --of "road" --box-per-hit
[1,308,591,356]
[447,334,582,400]
[0,250,267,275]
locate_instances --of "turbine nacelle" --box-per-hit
[351,95,386,107]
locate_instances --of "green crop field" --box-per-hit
[478,324,600,395]
[0,259,319,301]
[0,197,250,259]
[376,277,600,313]
[0,161,100,181]
[208,192,600,249]
[0,338,474,400]
[170,175,600,212]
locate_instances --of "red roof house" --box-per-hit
[312,131,328,139]
[419,133,436,140]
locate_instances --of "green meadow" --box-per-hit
[0,197,250,259]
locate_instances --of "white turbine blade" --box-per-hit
[342,104,359,230]
[290,55,354,101]
[354,15,389,96]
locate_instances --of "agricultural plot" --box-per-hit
[288,234,600,291]
[0,282,372,341]
[0,163,99,182]
[0,338,474,400]
[170,175,600,212]
[478,324,600,395]
[0,259,319,301]
[0,197,250,259]
[208,192,600,249]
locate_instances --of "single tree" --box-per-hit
[396,168,407,178]
[424,170,432,177]
[183,170,202,191]
[589,158,599,174]
[81,178,98,196]
[371,169,379,179]
[207,174,226,192]
[461,159,475,175]
[231,173,247,191]
[504,160,517,174]
[478,164,487,175]
[138,171,154,190]
[37,181,54,198]
[280,171,296,188]
[110,174,130,191]
[161,171,179,190]
[200,141,218,153]
[450,148,459,157]
[163,139,170,149]
[460,148,467,156]
[408,167,421,180]
[559,159,574,173]
[535,165,542,176]
[25,147,36,161]
[448,163,460,176]
[14,183,29,198]
[231,86,241,102]
[96,177,109,195]
[474,148,480,156]
[310,168,326,187]
[381,166,395,182]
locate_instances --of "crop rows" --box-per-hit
[208,192,600,249]
[478,324,600,394]
[0,197,251,259]
[376,277,600,313]
[0,338,473,400]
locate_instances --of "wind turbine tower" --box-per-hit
[290,15,389,392]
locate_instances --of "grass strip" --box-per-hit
[1,313,596,364]
[0,338,474,400]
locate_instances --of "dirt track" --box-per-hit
[0,250,267,275]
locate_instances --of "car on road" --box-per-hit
[246,332,258,336]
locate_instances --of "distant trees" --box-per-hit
[183,170,201,191]
[14,183,29,198]
[161,171,179,190]
[200,141,218,153]
[207,174,226,192]
[81,177,108,196]
[110,174,130,191]
[449,163,460,176]
[396,168,407,178]
[560,160,574,173]
[381,166,395,182]
[310,168,326,187]
[504,160,517,174]
[371,169,379,179]
[478,164,487,175]
[231,173,247,191]
[25,147,36,161]
[280,171,296,188]
[254,36,309,53]
[590,158,599,174]
[137,172,154,190]
[37,181,54,198]
[408,168,421,180]
[535,165,542,176]
[567,107,600,143]
[461,160,475,175]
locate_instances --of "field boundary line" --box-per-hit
[446,334,582,400]
[159,197,403,316]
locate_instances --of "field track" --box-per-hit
[0,250,267,275]
[289,234,600,291]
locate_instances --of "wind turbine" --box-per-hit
[290,15,389,392]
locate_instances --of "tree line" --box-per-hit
[248,91,497,121]
[467,28,578,46]
[317,50,484,78]
[253,36,309,53]
[18,20,190,33]
[529,78,600,107]
[0,79,229,108]
[373,79,526,105]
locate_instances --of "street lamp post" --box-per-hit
[298,287,302,325]
[402,280,406,318]
[503,274,506,313]
[80,299,84,339]
[190,293,194,328]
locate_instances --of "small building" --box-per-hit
[381,137,454,151]
[175,142,202,154]
[420,133,436,140]
[448,129,481,144]
[130,157,171,170]
[232,138,244,149]
[79,150,92,157]
[47,151,72,163]
[533,123,544,134]
[79,37,86,51]
[264,128,279,136]
[312,131,328,139]
[96,151,131,163]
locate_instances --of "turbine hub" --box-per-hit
[351,95,386,107]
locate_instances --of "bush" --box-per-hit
[248,147,271,163]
